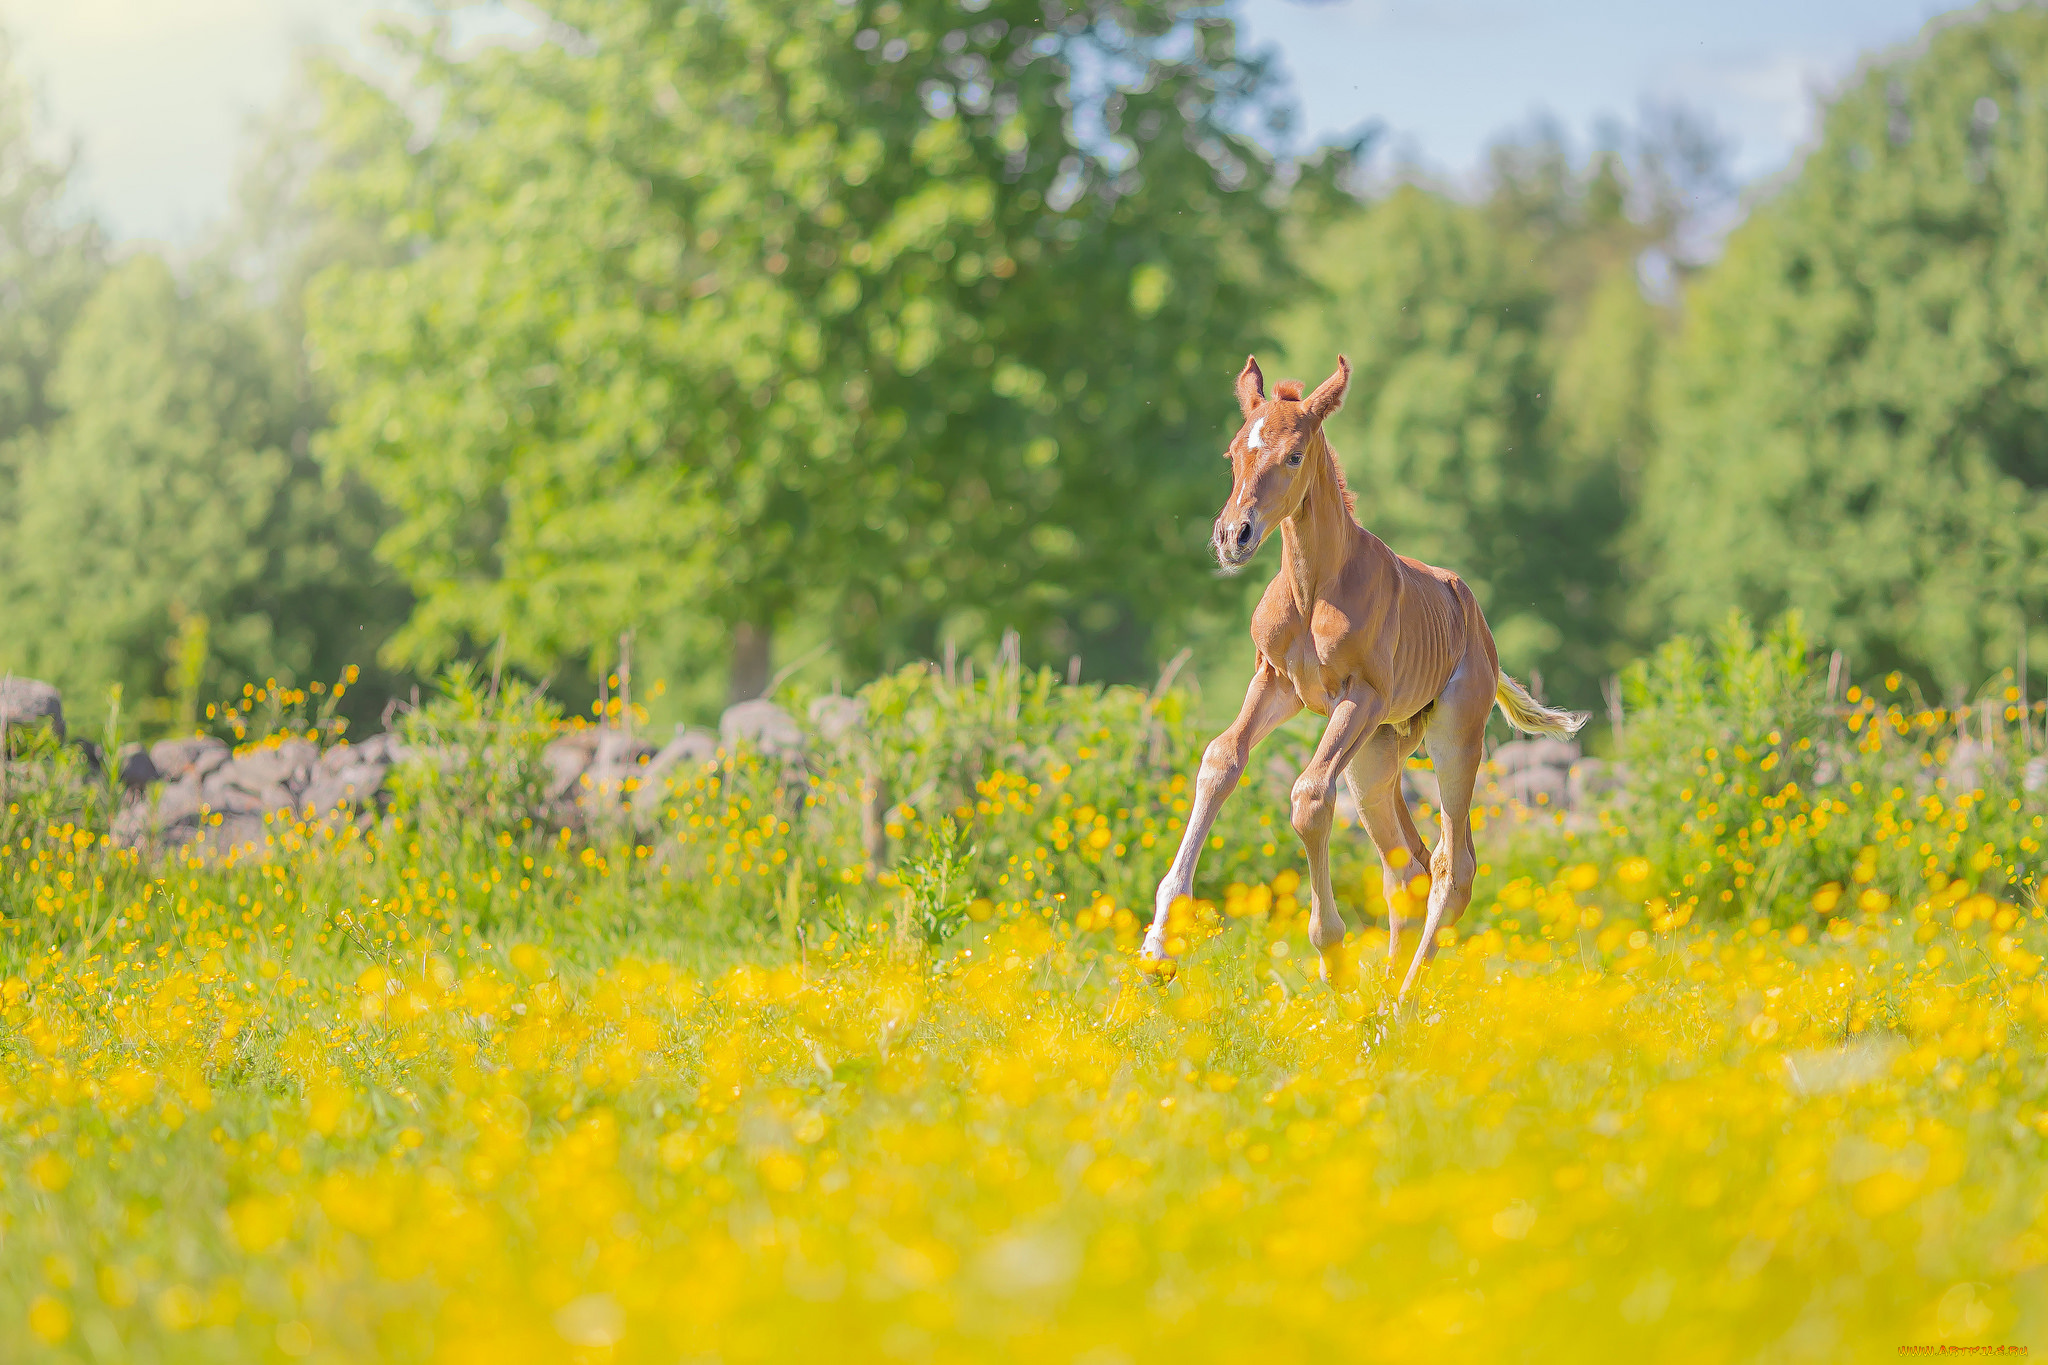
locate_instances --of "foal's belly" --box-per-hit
[1279,645,1440,724]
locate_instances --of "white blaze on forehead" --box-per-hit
[1247,417,1266,450]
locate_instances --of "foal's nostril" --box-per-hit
[1235,521,1254,550]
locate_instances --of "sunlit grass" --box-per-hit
[4,825,2045,1362]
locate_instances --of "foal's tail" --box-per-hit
[1494,670,1589,740]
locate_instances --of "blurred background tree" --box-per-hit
[9,2,2048,736]
[0,253,403,728]
[0,34,106,580]
[1642,8,2048,695]
[306,0,1301,716]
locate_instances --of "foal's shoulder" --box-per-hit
[1248,570,1302,641]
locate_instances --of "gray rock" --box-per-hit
[321,732,409,771]
[543,730,603,800]
[721,698,804,758]
[116,743,159,791]
[189,811,270,860]
[0,677,64,742]
[296,762,390,819]
[1499,763,1569,808]
[1491,737,1580,774]
[113,731,407,856]
[1400,766,1442,812]
[808,695,867,743]
[632,727,719,814]
[200,767,294,819]
[224,739,319,795]
[584,729,660,799]
[150,735,231,782]
[113,773,205,852]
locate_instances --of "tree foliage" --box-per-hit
[0,36,105,512]
[0,255,400,722]
[307,0,1296,705]
[1645,7,2048,693]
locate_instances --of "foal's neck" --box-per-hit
[1278,430,1357,612]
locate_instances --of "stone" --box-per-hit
[0,677,64,742]
[1490,737,1580,775]
[1498,763,1569,808]
[543,730,603,800]
[584,729,660,800]
[297,763,390,819]
[321,732,409,770]
[150,735,232,782]
[113,773,205,852]
[808,695,867,743]
[632,727,719,814]
[116,743,159,792]
[1400,766,1442,812]
[721,698,804,758]
[112,730,408,856]
[223,739,319,795]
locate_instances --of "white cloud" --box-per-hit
[1659,47,1848,180]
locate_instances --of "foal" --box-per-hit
[1145,355,1587,1002]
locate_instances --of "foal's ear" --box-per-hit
[1305,355,1350,424]
[1235,354,1265,419]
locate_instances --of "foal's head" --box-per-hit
[1212,354,1351,572]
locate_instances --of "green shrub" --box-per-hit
[1609,612,2042,925]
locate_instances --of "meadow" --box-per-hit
[4,619,2047,1362]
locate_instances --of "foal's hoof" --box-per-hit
[1138,929,1178,983]
[1316,950,1354,991]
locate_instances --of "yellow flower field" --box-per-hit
[5,824,2047,1363]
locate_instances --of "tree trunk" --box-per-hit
[730,620,772,704]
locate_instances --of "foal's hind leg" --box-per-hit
[1397,658,1494,1003]
[1342,723,1429,967]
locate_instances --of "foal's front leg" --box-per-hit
[1145,665,1301,961]
[1290,687,1388,982]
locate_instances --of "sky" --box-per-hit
[0,0,1974,245]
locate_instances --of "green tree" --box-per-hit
[0,32,105,495]
[0,255,401,725]
[305,0,1293,708]
[1644,7,2048,693]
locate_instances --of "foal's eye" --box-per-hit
[1285,450,1303,467]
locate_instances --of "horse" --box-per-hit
[1144,354,1587,1002]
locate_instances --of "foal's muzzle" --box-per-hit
[1214,514,1259,570]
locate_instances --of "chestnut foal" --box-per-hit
[1145,355,1587,1002]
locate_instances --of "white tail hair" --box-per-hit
[1494,670,1589,740]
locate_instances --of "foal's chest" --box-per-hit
[1264,602,1360,717]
